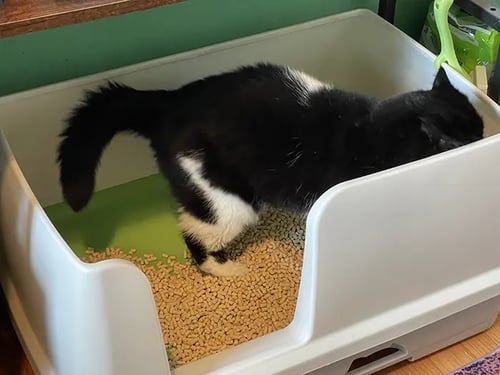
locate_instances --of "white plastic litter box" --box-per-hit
[0,9,499,375]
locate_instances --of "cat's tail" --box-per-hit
[57,82,170,211]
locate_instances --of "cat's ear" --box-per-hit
[432,67,454,91]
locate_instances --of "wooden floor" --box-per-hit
[0,289,497,374]
[0,292,34,375]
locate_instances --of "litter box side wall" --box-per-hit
[297,131,500,348]
[0,132,170,375]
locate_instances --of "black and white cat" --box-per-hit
[58,63,483,277]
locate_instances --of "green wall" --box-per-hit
[0,0,431,96]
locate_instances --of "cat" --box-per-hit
[57,63,483,277]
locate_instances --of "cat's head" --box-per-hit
[372,67,484,169]
[419,67,484,149]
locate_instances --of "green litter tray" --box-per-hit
[44,174,186,261]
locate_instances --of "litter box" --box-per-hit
[0,9,499,375]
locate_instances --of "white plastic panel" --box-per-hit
[0,133,170,374]
[294,135,500,348]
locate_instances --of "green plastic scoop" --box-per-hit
[433,0,472,81]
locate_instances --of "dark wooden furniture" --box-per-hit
[0,0,184,37]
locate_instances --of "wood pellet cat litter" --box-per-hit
[82,209,305,367]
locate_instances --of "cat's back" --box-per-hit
[168,63,372,160]
[173,63,332,113]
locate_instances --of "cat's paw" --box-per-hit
[199,258,248,277]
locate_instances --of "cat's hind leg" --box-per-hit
[176,154,259,277]
[179,208,256,276]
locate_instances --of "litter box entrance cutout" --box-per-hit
[43,174,306,368]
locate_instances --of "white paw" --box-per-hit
[199,257,248,277]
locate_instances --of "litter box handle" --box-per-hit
[346,346,409,375]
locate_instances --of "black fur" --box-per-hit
[58,83,171,211]
[57,63,484,270]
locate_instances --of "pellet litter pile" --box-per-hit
[82,208,305,368]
